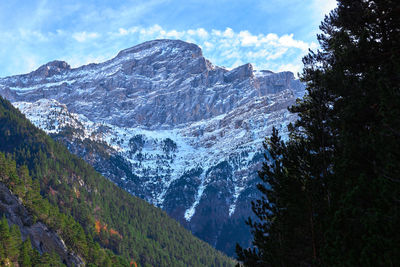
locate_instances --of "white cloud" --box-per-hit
[246,49,267,59]
[222,28,234,38]
[277,63,303,76]
[109,25,314,74]
[179,28,209,39]
[165,29,184,38]
[24,56,40,73]
[18,29,48,42]
[118,28,129,36]
[72,31,100,42]
[222,49,241,60]
[196,28,208,39]
[211,29,221,36]
[2,24,315,77]
[110,27,139,37]
[278,34,310,51]
[238,31,259,46]
[230,59,245,69]
[313,0,337,17]
[145,25,164,35]
[55,29,65,36]
[267,48,289,60]
[260,33,279,43]
[203,41,214,49]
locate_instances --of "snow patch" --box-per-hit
[184,172,206,221]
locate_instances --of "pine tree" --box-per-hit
[0,216,9,261]
[0,217,23,265]
[237,125,331,265]
[9,224,23,262]
[237,0,400,266]
[37,252,54,267]
[236,128,290,266]
[311,1,400,265]
[19,237,33,267]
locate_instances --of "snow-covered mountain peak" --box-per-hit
[0,40,303,129]
[224,63,254,82]
[0,39,306,256]
[116,39,204,60]
[36,60,71,72]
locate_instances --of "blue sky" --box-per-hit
[0,0,337,77]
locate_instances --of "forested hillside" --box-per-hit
[0,95,234,266]
[0,214,69,266]
[0,153,126,266]
[0,215,63,266]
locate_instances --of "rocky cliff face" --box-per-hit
[0,39,305,255]
[0,183,84,266]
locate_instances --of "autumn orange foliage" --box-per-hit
[95,220,101,234]
[109,228,123,239]
[94,220,123,238]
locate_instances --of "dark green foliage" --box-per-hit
[0,216,65,266]
[128,134,145,154]
[19,237,33,267]
[161,138,177,154]
[313,1,400,265]
[0,153,125,266]
[237,0,400,266]
[237,127,330,266]
[0,96,234,266]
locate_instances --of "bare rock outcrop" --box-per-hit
[0,182,84,266]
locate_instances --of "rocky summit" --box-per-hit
[0,39,305,255]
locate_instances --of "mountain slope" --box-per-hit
[0,215,64,266]
[0,39,305,255]
[0,176,83,266]
[0,96,234,266]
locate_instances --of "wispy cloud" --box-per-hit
[105,25,317,75]
[312,0,337,18]
[0,24,316,77]
[72,32,100,42]
[0,0,331,77]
